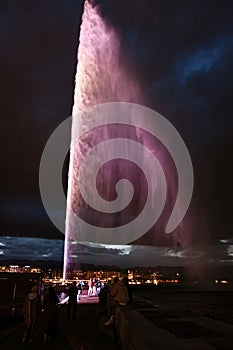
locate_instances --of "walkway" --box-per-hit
[0,292,120,349]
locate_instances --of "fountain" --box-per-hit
[63,0,193,280]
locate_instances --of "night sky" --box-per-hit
[0,0,233,266]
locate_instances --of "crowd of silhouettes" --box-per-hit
[21,276,133,344]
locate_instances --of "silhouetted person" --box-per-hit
[22,285,41,343]
[67,281,78,320]
[77,281,83,300]
[96,278,102,296]
[41,286,59,344]
[122,277,133,305]
[105,278,129,326]
[96,282,110,321]
[98,283,109,307]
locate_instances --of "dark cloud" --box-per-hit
[1,236,233,268]
[0,236,64,261]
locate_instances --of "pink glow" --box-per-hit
[63,1,144,279]
[63,1,192,279]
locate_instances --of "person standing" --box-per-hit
[95,278,102,296]
[92,278,97,297]
[77,281,82,301]
[67,281,78,320]
[97,282,110,320]
[122,277,133,305]
[41,286,59,344]
[88,278,93,297]
[105,278,129,326]
[22,285,41,343]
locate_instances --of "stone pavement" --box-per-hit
[130,290,233,350]
[0,310,72,350]
[0,299,120,350]
[60,302,121,349]
[2,288,233,350]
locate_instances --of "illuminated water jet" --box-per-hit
[63,0,193,280]
[63,1,145,280]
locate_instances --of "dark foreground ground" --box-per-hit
[132,287,233,349]
[1,287,233,349]
[133,287,233,325]
[0,293,120,350]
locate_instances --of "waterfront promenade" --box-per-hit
[1,287,233,349]
[0,292,120,349]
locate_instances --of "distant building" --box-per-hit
[0,265,41,273]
